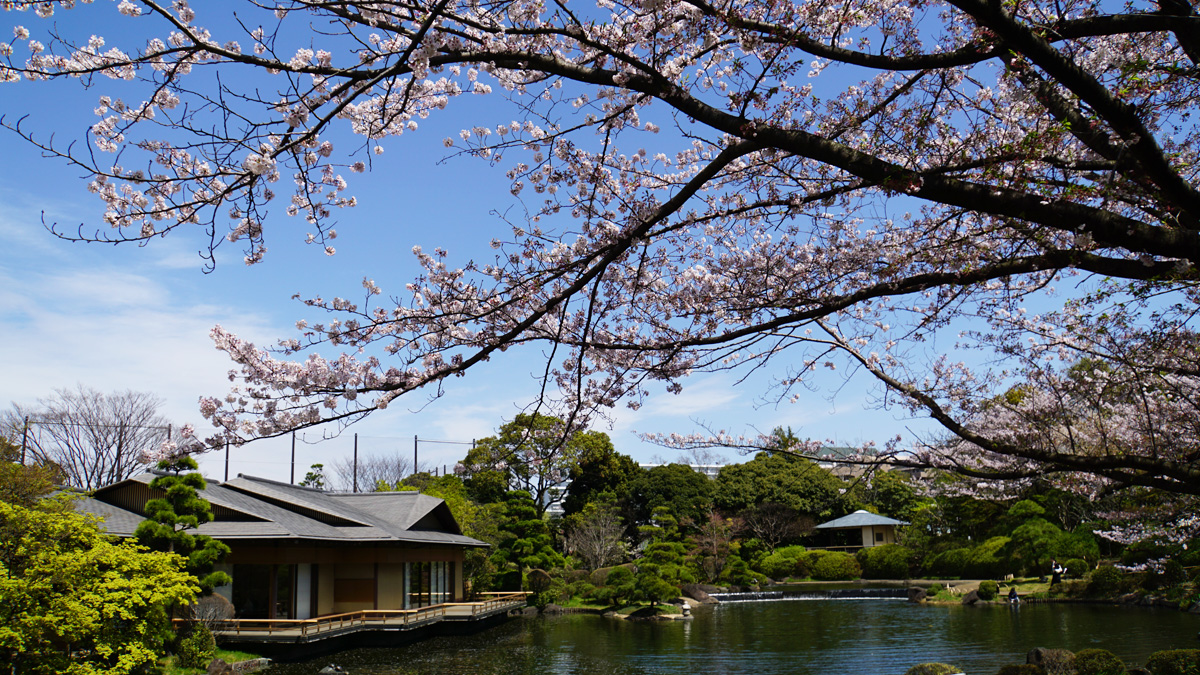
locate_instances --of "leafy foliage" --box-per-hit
[713,453,847,520]
[756,545,808,580]
[857,544,913,580]
[461,415,610,517]
[1073,649,1125,675]
[808,550,861,581]
[134,456,231,594]
[491,490,563,586]
[175,623,217,670]
[0,499,198,675]
[1146,650,1200,675]
[904,664,963,675]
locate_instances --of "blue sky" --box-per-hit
[0,2,937,484]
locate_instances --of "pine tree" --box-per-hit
[134,456,231,594]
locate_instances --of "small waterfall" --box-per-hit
[710,588,909,602]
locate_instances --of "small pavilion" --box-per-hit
[814,510,907,549]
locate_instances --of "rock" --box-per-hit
[520,606,539,616]
[1027,647,1075,671]
[681,584,718,604]
[318,666,348,675]
[961,590,979,605]
[541,603,565,614]
[908,587,928,603]
[1188,602,1200,614]
[207,659,233,675]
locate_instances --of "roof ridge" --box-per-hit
[235,473,326,493]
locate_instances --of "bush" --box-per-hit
[1073,649,1125,675]
[905,663,962,675]
[566,580,596,600]
[810,551,861,581]
[757,546,807,579]
[1032,648,1076,675]
[526,568,553,593]
[1063,558,1089,579]
[1088,565,1124,596]
[926,548,971,578]
[1146,649,1200,675]
[1163,559,1188,587]
[928,582,945,595]
[857,544,913,580]
[977,580,998,601]
[176,623,216,670]
[998,666,1045,675]
[965,536,1012,579]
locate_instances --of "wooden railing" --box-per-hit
[189,592,528,640]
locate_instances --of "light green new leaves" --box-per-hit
[0,500,199,675]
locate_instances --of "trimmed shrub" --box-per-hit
[527,568,553,593]
[926,547,971,578]
[905,663,962,675]
[998,666,1046,675]
[176,623,216,669]
[566,579,596,600]
[810,551,861,581]
[1074,649,1125,675]
[1088,565,1123,596]
[757,546,807,579]
[965,536,1012,579]
[1029,648,1075,675]
[1063,558,1089,579]
[977,580,999,601]
[1163,560,1188,587]
[857,544,913,580]
[928,582,946,595]
[1146,649,1200,675]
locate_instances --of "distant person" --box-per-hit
[1050,559,1063,585]
[1008,587,1019,604]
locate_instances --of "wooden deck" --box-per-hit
[197,592,528,644]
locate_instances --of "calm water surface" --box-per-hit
[269,600,1197,675]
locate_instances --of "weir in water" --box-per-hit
[710,587,910,602]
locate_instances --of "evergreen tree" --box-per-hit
[134,456,231,594]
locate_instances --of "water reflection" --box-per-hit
[267,601,1197,675]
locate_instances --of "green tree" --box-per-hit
[460,414,608,517]
[134,456,231,594]
[0,498,198,675]
[491,490,564,589]
[627,464,713,531]
[299,463,327,490]
[0,461,61,508]
[861,471,925,522]
[562,443,642,517]
[393,474,503,595]
[713,453,847,519]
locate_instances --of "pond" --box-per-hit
[266,599,1198,675]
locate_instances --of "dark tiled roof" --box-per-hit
[78,472,487,548]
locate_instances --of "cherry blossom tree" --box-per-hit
[2,0,1198,508]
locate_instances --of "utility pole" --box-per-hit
[224,441,229,482]
[290,431,296,484]
[20,416,29,465]
[353,433,359,493]
[413,435,418,476]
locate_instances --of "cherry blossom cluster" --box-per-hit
[3,0,1198,521]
